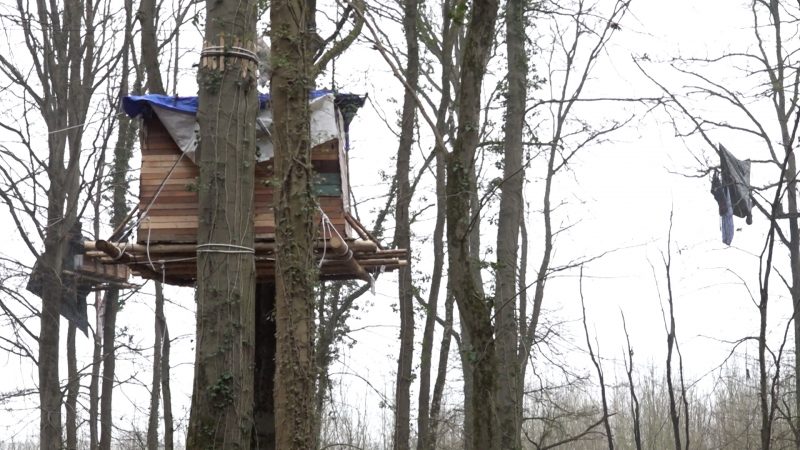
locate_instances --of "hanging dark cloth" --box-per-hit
[710,144,753,245]
[26,221,91,335]
[334,93,367,150]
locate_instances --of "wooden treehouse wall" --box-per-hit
[137,116,350,245]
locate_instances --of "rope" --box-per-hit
[48,112,126,135]
[196,243,255,254]
[114,150,188,244]
[146,218,156,271]
[200,46,259,64]
[320,206,349,247]
[318,208,334,268]
[110,241,129,261]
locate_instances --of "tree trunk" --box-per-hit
[270,0,318,446]
[66,323,79,450]
[787,152,800,450]
[99,289,119,450]
[416,2,453,447]
[622,313,643,450]
[147,282,165,450]
[186,1,258,447]
[458,319,476,446]
[39,224,66,450]
[162,319,174,450]
[0,0,109,446]
[494,0,527,444]
[769,2,800,441]
[253,283,277,450]
[138,0,164,94]
[90,291,103,449]
[579,269,614,450]
[99,2,136,445]
[392,0,419,444]
[428,293,455,447]
[100,86,136,450]
[140,1,167,446]
[417,137,448,450]
[36,0,99,444]
[663,230,683,450]
[759,286,771,450]
[516,213,528,434]
[39,245,64,449]
[314,283,333,442]
[445,0,499,446]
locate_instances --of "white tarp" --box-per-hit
[152,93,340,163]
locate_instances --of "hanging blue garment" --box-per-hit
[711,145,753,245]
[719,145,753,225]
[720,188,734,245]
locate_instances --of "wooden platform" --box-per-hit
[86,226,407,286]
[74,255,131,288]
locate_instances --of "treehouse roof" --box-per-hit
[122,90,366,132]
[121,90,366,162]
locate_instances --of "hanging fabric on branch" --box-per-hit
[710,144,753,245]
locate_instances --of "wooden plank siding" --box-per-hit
[137,115,350,244]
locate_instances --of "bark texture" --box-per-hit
[140,5,167,446]
[186,0,258,447]
[66,324,79,450]
[100,65,137,450]
[494,0,527,445]
[20,0,101,445]
[418,7,457,447]
[271,0,318,443]
[162,318,174,450]
[89,291,102,449]
[147,282,166,450]
[138,0,164,94]
[445,0,499,447]
[392,0,419,444]
[99,289,119,450]
[92,5,135,447]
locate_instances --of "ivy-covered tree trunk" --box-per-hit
[445,0,499,447]
[271,0,317,445]
[99,2,137,446]
[494,0,527,445]
[186,0,258,447]
[100,70,137,450]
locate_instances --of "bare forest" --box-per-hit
[1,0,799,449]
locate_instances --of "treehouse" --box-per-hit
[87,90,406,286]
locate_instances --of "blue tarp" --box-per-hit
[122,95,198,116]
[122,90,336,118]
